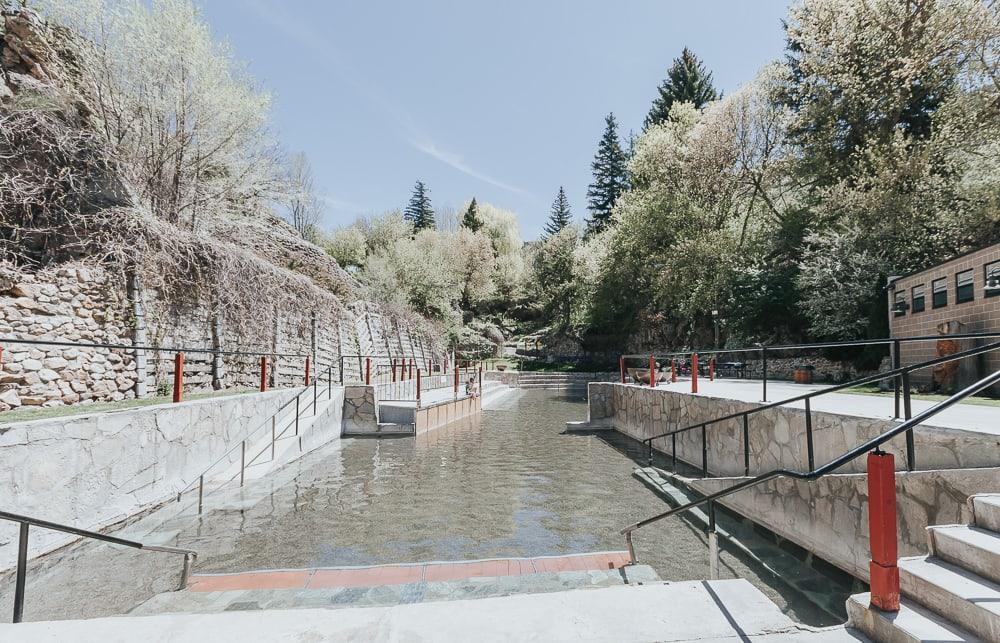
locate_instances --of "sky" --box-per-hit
[199,0,792,240]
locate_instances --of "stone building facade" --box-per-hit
[886,243,1000,390]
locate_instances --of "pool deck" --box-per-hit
[642,378,999,435]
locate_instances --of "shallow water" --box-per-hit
[1,389,855,624]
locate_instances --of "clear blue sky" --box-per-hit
[200,1,792,240]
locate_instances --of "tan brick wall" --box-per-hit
[887,244,1000,388]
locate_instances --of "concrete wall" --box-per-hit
[588,382,1000,474]
[414,396,481,434]
[687,468,1000,580]
[0,388,300,570]
[341,385,377,434]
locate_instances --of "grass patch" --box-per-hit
[845,384,1000,407]
[0,388,257,425]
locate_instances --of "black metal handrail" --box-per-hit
[620,368,1000,565]
[0,509,197,623]
[0,337,308,359]
[640,339,1000,475]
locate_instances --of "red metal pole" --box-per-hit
[173,352,184,403]
[648,355,655,389]
[416,368,422,406]
[868,451,900,611]
[619,356,625,384]
[671,359,677,383]
[259,356,267,392]
[454,360,459,395]
[365,358,371,386]
[709,358,715,381]
[691,353,699,394]
[305,356,311,386]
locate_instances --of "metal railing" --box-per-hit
[620,367,1000,565]
[637,340,1000,476]
[1,509,196,624]
[173,363,337,514]
[622,331,1000,416]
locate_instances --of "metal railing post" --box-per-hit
[12,521,28,623]
[304,356,310,386]
[805,398,815,470]
[240,440,246,487]
[272,416,277,459]
[625,529,636,565]
[892,339,901,419]
[902,370,915,471]
[761,347,768,401]
[293,397,299,438]
[671,359,677,383]
[742,414,750,476]
[416,368,422,407]
[339,355,344,384]
[867,450,900,611]
[365,358,371,386]
[708,501,719,580]
[709,358,715,381]
[648,355,655,388]
[197,475,204,514]
[259,356,267,392]
[671,434,676,468]
[619,356,625,384]
[701,424,708,476]
[173,351,184,403]
[691,353,699,394]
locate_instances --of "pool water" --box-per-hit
[0,389,855,624]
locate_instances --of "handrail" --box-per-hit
[620,368,1000,564]
[0,508,197,623]
[0,336,308,359]
[640,339,1000,473]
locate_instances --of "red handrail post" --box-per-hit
[259,356,267,392]
[173,352,184,403]
[391,359,396,383]
[619,356,625,384]
[868,451,900,611]
[671,359,677,383]
[416,368,422,407]
[709,358,715,381]
[691,353,699,394]
[365,358,371,386]
[648,355,656,389]
[304,356,311,386]
[453,360,459,395]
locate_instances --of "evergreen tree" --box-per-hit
[585,113,629,237]
[404,181,435,230]
[543,187,572,238]
[461,197,483,232]
[644,48,718,129]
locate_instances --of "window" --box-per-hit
[911,284,925,313]
[893,290,907,317]
[932,278,948,308]
[986,261,1000,298]
[956,269,974,304]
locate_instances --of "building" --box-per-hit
[886,243,1000,391]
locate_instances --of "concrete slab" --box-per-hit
[6,580,864,642]
[647,378,1000,435]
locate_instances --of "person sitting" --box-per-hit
[466,376,480,398]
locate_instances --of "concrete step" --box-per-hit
[847,592,979,642]
[930,524,1000,585]
[898,555,999,642]
[972,494,1000,532]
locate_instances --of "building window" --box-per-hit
[893,290,907,317]
[932,277,948,308]
[911,284,925,313]
[986,260,1000,298]
[956,269,974,304]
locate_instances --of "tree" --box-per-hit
[532,225,580,328]
[585,113,629,237]
[543,187,572,238]
[462,197,483,232]
[645,48,719,129]
[285,152,322,241]
[404,181,435,230]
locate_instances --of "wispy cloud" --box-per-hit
[410,139,529,196]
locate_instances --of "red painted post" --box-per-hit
[868,451,900,612]
[365,358,371,386]
[304,356,311,386]
[647,355,655,388]
[691,353,699,394]
[671,359,677,383]
[416,368,422,406]
[619,356,625,383]
[709,358,715,381]
[454,360,459,395]
[259,356,267,392]
[173,352,184,403]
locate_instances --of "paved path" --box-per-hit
[648,378,999,435]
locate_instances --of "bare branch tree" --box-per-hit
[285,152,322,241]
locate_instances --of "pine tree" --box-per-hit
[462,197,483,232]
[404,181,435,230]
[644,48,718,129]
[585,113,629,237]
[543,187,572,238]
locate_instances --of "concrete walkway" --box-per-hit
[5,580,865,642]
[648,378,999,435]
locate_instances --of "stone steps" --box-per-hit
[898,556,1000,641]
[971,494,1000,532]
[930,524,1000,585]
[847,593,978,643]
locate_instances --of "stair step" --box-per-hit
[972,494,1000,532]
[898,556,1000,642]
[930,525,1000,585]
[847,592,980,642]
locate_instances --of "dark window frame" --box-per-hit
[893,290,907,317]
[911,284,925,313]
[932,277,948,309]
[986,260,1000,298]
[956,269,974,304]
